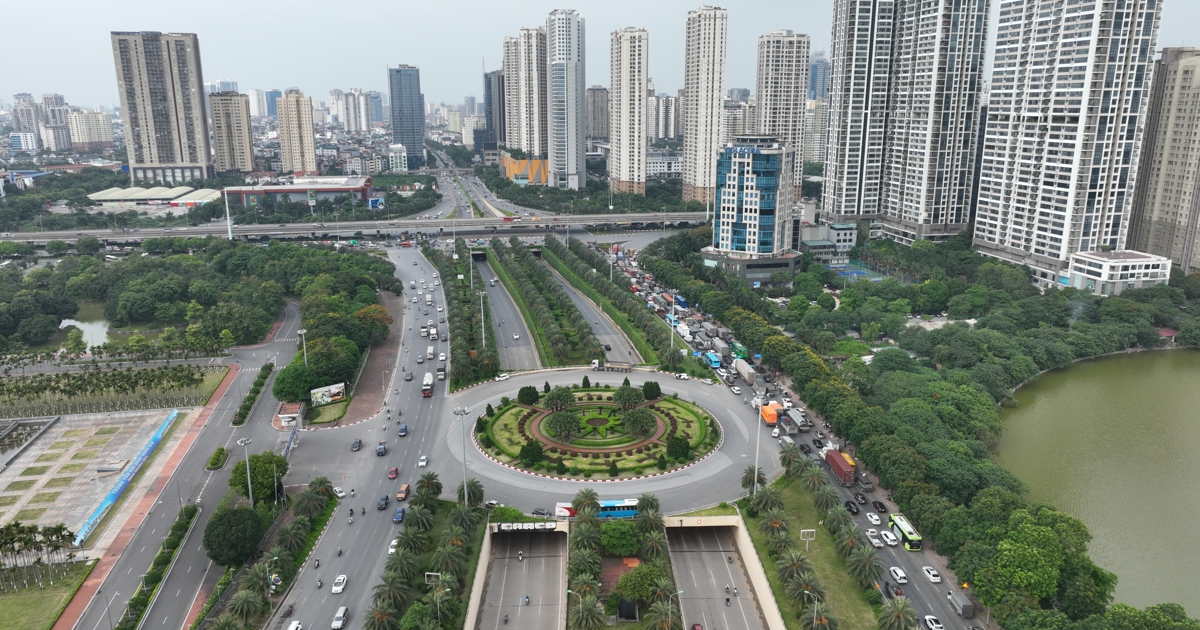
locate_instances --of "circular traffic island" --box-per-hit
[477,386,721,480]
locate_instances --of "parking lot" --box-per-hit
[667,527,765,630]
[477,531,566,630]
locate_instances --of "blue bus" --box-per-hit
[555,498,640,519]
[665,314,679,327]
[703,352,721,368]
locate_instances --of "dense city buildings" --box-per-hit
[973,0,1163,285]
[712,134,796,256]
[609,27,648,195]
[802,99,827,166]
[68,111,114,151]
[808,51,828,100]
[681,5,728,204]
[586,85,610,141]
[648,93,679,141]
[110,31,212,184]
[277,89,317,174]
[1130,48,1200,273]
[209,91,253,173]
[503,27,548,157]
[546,9,586,190]
[388,64,426,169]
[755,29,809,197]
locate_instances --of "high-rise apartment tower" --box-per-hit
[277,89,317,174]
[755,29,810,197]
[388,65,426,169]
[210,91,254,172]
[546,9,586,190]
[681,5,728,204]
[503,28,548,157]
[610,27,649,195]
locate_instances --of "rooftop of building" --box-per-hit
[829,223,857,230]
[1071,250,1171,263]
[88,186,196,202]
[802,239,836,247]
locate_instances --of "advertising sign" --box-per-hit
[310,382,346,406]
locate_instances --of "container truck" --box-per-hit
[674,295,689,309]
[426,346,434,360]
[733,358,757,385]
[760,404,780,427]
[826,449,856,486]
[591,359,632,372]
[701,322,719,338]
[421,372,434,397]
[855,472,874,492]
[711,338,731,358]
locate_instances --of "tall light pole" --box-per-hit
[668,590,684,628]
[223,191,233,240]
[100,590,121,630]
[566,589,582,624]
[477,292,487,347]
[237,437,253,505]
[296,329,308,367]
[435,587,450,623]
[453,406,469,506]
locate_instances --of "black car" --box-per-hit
[872,500,888,513]
[351,439,362,451]
[398,424,408,437]
[531,507,550,517]
[854,493,868,504]
[812,439,824,448]
[405,371,414,381]
[603,344,612,351]
[798,443,812,454]
[843,500,860,515]
[377,495,390,510]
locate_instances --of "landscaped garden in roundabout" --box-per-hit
[475,377,722,479]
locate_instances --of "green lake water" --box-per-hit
[997,350,1200,614]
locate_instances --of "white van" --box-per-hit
[331,607,348,630]
[779,435,795,449]
[287,622,303,630]
[426,346,434,360]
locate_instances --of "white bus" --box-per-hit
[425,294,433,306]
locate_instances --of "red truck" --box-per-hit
[501,217,515,223]
[826,449,856,486]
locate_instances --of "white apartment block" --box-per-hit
[388,144,409,172]
[648,94,679,141]
[974,0,1162,284]
[210,92,253,172]
[462,115,485,149]
[720,99,755,146]
[546,9,586,190]
[278,89,317,174]
[825,0,987,246]
[503,28,548,158]
[9,133,39,153]
[681,5,727,204]
[249,89,266,118]
[755,29,810,196]
[1129,48,1200,273]
[68,111,114,151]
[610,27,648,195]
[802,99,827,165]
[1064,250,1171,296]
[446,109,462,133]
[39,122,72,152]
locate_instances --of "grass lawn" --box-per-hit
[20,466,50,476]
[306,401,349,424]
[0,560,95,630]
[57,463,87,473]
[5,480,36,491]
[14,507,47,520]
[742,477,877,630]
[676,503,737,517]
[201,367,229,404]
[0,495,19,506]
[48,440,76,449]
[43,477,75,488]
[34,453,62,462]
[94,427,121,436]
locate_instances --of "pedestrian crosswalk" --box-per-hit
[274,337,298,343]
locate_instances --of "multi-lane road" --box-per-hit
[474,258,539,371]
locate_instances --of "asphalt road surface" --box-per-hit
[475,259,539,371]
[544,267,639,364]
[477,532,566,630]
[668,527,763,630]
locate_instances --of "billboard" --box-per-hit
[310,382,346,406]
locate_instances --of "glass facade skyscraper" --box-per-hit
[712,134,796,257]
[389,65,426,169]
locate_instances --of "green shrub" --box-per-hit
[479,434,494,449]
[163,537,179,550]
[182,505,197,519]
[604,596,620,615]
[656,454,668,470]
[556,459,568,474]
[143,569,163,587]
[583,471,592,478]
[863,588,882,606]
[607,460,619,476]
[475,417,487,433]
[152,552,172,568]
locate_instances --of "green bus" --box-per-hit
[888,513,922,550]
[730,342,749,360]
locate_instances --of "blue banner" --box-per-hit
[75,410,179,545]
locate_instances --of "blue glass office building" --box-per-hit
[712,135,796,257]
[388,65,426,169]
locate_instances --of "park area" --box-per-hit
[477,382,719,478]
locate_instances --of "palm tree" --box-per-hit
[650,576,677,603]
[767,530,794,556]
[291,489,326,520]
[846,545,884,589]
[741,466,767,493]
[568,594,605,630]
[372,571,413,612]
[569,572,600,599]
[416,472,443,497]
[833,522,862,558]
[456,478,484,507]
[360,603,400,630]
[441,526,467,549]
[758,508,790,536]
[570,522,600,553]
[308,476,334,498]
[800,467,827,493]
[751,487,784,513]
[396,529,429,554]
[786,571,825,608]
[430,545,465,577]
[410,488,438,511]
[207,615,240,630]
[634,509,665,536]
[406,504,434,532]
[804,601,838,630]
[276,520,309,555]
[812,486,839,512]
[636,493,660,514]
[385,547,420,581]
[268,546,294,577]
[779,443,801,470]
[242,561,272,598]
[777,550,814,584]
[877,596,920,630]
[571,488,599,514]
[643,599,680,630]
[227,590,263,626]
[787,457,816,480]
[824,506,851,534]
[641,529,668,561]
[568,550,602,578]
[448,504,479,533]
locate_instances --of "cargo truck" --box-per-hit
[430,326,438,341]
[826,449,856,486]
[855,472,874,492]
[425,294,432,306]
[760,404,779,427]
[436,362,446,380]
[701,322,719,337]
[421,372,434,397]
[948,591,974,618]
[711,338,730,358]
[733,358,757,385]
[426,346,434,360]
[674,295,689,309]
[591,359,632,372]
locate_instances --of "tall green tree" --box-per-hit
[228,451,289,505]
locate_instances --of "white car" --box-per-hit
[333,487,347,499]
[438,353,446,361]
[879,530,899,547]
[889,567,908,584]
[433,272,438,278]
[865,530,883,549]
[418,455,429,467]
[495,373,510,381]
[922,566,942,583]
[412,297,418,303]
[437,306,443,312]
[923,616,944,630]
[716,368,728,377]
[388,539,398,555]
[512,333,519,340]
[331,574,347,593]
[417,290,423,295]
[865,512,881,525]
[434,280,440,286]
[730,386,742,395]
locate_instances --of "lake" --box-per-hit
[997,350,1200,614]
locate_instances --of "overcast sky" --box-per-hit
[4,0,1198,109]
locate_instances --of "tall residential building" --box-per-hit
[648,94,679,141]
[503,27,548,157]
[755,29,810,197]
[802,99,827,165]
[249,89,266,117]
[1130,48,1200,272]
[39,122,72,152]
[483,70,506,145]
[546,9,586,190]
[277,89,317,174]
[462,115,485,149]
[110,31,213,183]
[446,109,462,132]
[681,5,727,204]
[464,96,477,117]
[68,111,114,151]
[712,134,796,256]
[809,52,829,100]
[204,80,237,94]
[586,85,610,140]
[974,0,1162,283]
[336,88,371,132]
[12,94,40,137]
[367,92,385,123]
[388,65,426,169]
[610,27,649,195]
[210,91,253,172]
[720,99,755,146]
[825,0,988,245]
[727,88,750,102]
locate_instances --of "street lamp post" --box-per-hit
[804,589,820,628]
[100,590,121,630]
[435,588,450,623]
[237,437,253,505]
[453,407,469,506]
[668,590,684,628]
[566,589,583,625]
[296,329,308,367]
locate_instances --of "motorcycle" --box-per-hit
[317,579,323,589]
[314,558,319,568]
[725,597,730,606]
[503,614,508,625]
[525,596,530,606]
[725,584,730,594]
[284,604,294,617]
[518,551,523,562]
[348,516,353,525]
[337,548,342,557]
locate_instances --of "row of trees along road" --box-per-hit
[640,226,1200,629]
